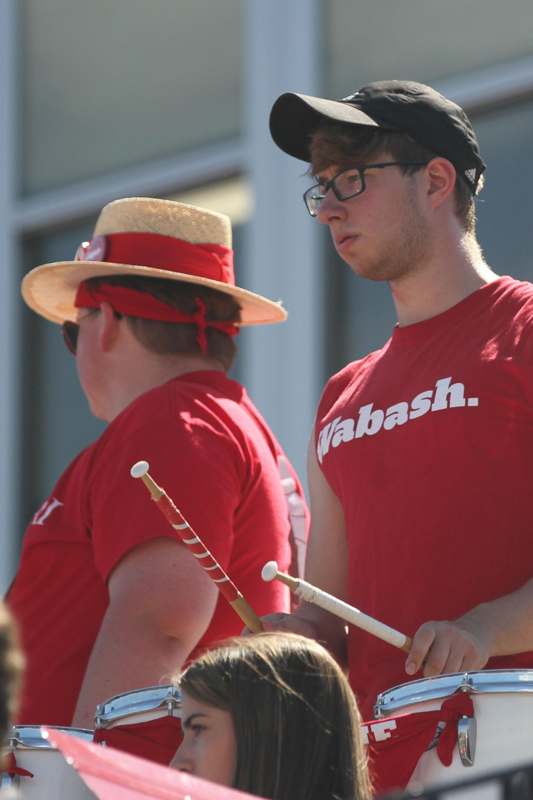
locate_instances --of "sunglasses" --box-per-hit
[62,309,124,355]
[62,309,101,355]
[62,320,81,355]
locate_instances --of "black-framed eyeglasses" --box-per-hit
[61,309,99,355]
[303,161,429,217]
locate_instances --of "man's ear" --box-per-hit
[98,301,121,352]
[424,157,457,211]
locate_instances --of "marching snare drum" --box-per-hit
[1,725,95,799]
[94,685,181,764]
[95,684,181,727]
[373,669,533,794]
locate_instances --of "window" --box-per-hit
[20,0,243,194]
[326,1,533,97]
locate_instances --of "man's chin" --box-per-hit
[87,399,109,422]
[343,258,391,283]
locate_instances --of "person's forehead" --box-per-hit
[313,153,392,180]
[181,692,226,719]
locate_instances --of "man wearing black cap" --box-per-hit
[266,80,533,721]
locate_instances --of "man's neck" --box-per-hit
[390,233,499,327]
[102,354,226,422]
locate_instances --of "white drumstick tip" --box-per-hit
[261,561,279,582]
[131,460,150,479]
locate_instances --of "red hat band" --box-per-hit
[75,231,235,286]
[74,282,239,354]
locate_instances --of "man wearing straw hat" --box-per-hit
[7,197,307,748]
[263,81,533,722]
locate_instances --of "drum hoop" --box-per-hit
[7,725,94,750]
[374,669,533,718]
[95,684,181,727]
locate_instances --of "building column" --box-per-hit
[243,0,323,484]
[0,0,22,591]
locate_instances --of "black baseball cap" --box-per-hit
[269,80,486,193]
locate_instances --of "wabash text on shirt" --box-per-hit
[317,376,479,463]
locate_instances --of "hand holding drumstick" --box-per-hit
[260,562,498,678]
[261,560,412,654]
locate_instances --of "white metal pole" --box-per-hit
[0,0,23,592]
[243,0,324,484]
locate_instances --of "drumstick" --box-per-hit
[130,460,263,633]
[261,561,412,653]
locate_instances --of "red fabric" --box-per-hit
[0,752,34,778]
[93,717,182,765]
[8,371,308,728]
[74,284,239,353]
[45,727,262,800]
[363,692,474,795]
[315,277,533,720]
[75,232,235,285]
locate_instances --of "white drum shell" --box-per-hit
[374,670,533,794]
[95,684,181,729]
[2,726,95,799]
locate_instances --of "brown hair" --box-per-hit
[310,122,482,234]
[176,632,371,800]
[84,275,241,371]
[0,602,24,751]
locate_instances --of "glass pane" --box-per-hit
[172,176,251,228]
[326,0,533,96]
[20,0,243,194]
[21,221,105,526]
[474,101,533,282]
[322,99,533,382]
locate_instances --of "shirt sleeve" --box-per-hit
[87,407,243,583]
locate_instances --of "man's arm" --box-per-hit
[71,537,218,728]
[262,438,349,662]
[406,578,533,677]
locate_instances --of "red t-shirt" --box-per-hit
[8,371,306,725]
[315,277,533,720]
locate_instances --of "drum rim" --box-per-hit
[7,725,94,750]
[374,669,533,718]
[95,684,181,727]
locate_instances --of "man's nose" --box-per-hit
[316,189,346,225]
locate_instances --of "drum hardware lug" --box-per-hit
[457,714,476,767]
[459,672,474,692]
[94,703,103,729]
[166,699,175,716]
[165,687,181,716]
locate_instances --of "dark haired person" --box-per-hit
[7,198,307,747]
[172,632,371,800]
[264,80,533,721]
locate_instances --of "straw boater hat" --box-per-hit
[21,197,287,326]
